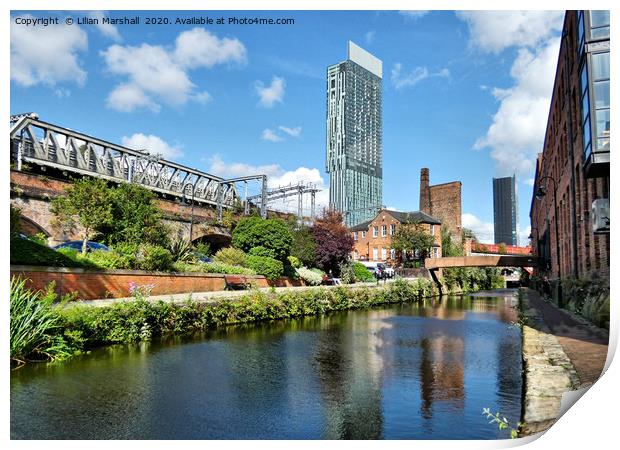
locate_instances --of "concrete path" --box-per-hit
[69,279,398,308]
[525,288,609,387]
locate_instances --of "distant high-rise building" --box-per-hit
[493,175,518,246]
[326,41,382,227]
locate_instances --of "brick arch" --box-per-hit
[192,225,232,252]
[18,215,51,237]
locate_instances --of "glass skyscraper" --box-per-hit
[493,175,518,246]
[326,41,382,227]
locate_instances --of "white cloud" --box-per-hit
[278,126,302,138]
[121,133,182,159]
[462,213,495,244]
[456,11,564,54]
[173,27,247,69]
[11,14,88,87]
[391,63,450,90]
[524,178,535,186]
[254,76,285,107]
[473,38,561,177]
[88,11,122,42]
[102,28,246,112]
[365,30,376,44]
[261,129,284,142]
[399,11,430,20]
[206,155,329,213]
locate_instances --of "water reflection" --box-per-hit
[11,291,522,440]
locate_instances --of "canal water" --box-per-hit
[11,290,522,440]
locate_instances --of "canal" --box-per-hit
[10,290,522,439]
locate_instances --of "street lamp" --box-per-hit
[535,175,562,306]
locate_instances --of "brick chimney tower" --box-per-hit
[420,168,431,214]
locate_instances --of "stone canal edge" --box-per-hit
[519,288,609,436]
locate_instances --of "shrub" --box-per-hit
[340,263,356,284]
[139,245,173,272]
[245,255,284,281]
[202,262,256,275]
[10,278,72,366]
[353,262,374,282]
[296,267,323,285]
[287,255,301,269]
[214,247,248,267]
[10,204,21,235]
[232,216,293,261]
[194,242,212,257]
[248,246,277,259]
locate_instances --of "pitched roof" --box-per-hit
[385,210,442,225]
[349,220,372,232]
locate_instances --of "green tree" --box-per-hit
[99,183,169,246]
[391,221,436,263]
[51,178,113,253]
[289,223,317,267]
[441,225,463,257]
[462,227,477,242]
[232,216,293,261]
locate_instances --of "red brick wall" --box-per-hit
[10,266,304,300]
[429,181,462,238]
[530,11,610,282]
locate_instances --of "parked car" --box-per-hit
[192,252,213,263]
[378,263,395,278]
[54,241,110,252]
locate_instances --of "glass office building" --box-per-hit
[493,175,518,246]
[326,41,382,227]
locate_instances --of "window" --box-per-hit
[589,10,610,40]
[372,247,378,260]
[430,225,435,236]
[390,249,396,260]
[390,224,396,235]
[362,231,366,239]
[381,248,387,260]
[373,226,378,237]
[353,232,358,241]
[591,51,610,153]
[381,225,387,237]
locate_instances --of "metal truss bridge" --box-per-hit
[10,113,268,219]
[247,182,321,220]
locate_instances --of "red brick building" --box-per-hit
[530,11,610,285]
[350,209,442,264]
[419,168,462,239]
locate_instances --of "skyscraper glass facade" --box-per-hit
[326,41,382,227]
[493,175,518,246]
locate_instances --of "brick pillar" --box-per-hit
[420,168,431,214]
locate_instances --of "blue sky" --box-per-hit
[10,10,566,243]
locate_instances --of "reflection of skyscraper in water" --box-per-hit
[313,311,393,439]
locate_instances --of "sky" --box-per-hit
[9,9,566,244]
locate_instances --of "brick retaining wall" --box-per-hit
[10,265,305,300]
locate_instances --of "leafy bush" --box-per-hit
[353,262,375,282]
[340,263,356,284]
[139,245,173,272]
[10,278,72,366]
[287,255,301,269]
[245,255,284,281]
[248,246,277,259]
[194,242,212,257]
[201,262,256,275]
[296,267,323,285]
[10,236,87,268]
[214,247,248,267]
[232,216,293,261]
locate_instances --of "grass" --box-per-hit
[10,235,86,268]
[10,277,73,367]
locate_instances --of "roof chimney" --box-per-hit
[420,168,431,214]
